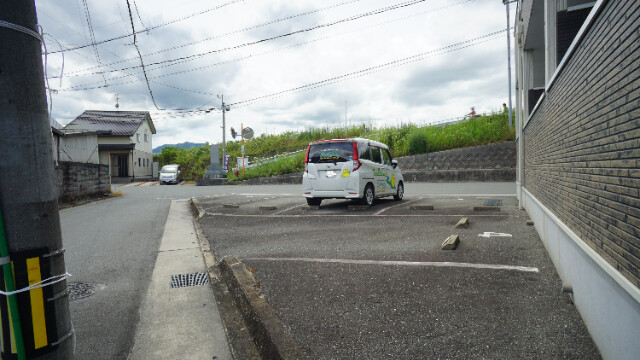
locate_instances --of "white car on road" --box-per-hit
[302,138,404,206]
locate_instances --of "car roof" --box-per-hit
[309,138,388,150]
[162,164,179,168]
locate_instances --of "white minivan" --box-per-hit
[302,138,404,206]
[159,164,182,185]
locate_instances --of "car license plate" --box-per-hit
[325,170,336,178]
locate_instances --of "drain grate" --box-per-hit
[170,272,209,288]
[484,199,502,207]
[68,282,98,301]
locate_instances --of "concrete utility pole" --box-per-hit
[0,1,74,359]
[504,0,516,128]
[218,94,229,169]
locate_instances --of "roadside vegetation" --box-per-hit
[154,111,515,181]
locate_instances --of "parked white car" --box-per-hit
[159,164,182,185]
[302,138,404,206]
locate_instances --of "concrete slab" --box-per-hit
[129,200,232,360]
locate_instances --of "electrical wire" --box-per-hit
[80,0,107,86]
[132,0,147,30]
[57,27,507,108]
[147,28,508,122]
[47,0,247,54]
[125,0,162,109]
[60,0,366,74]
[228,29,508,107]
[56,0,475,86]
[52,0,430,78]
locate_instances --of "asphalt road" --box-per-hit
[57,181,514,358]
[195,183,601,359]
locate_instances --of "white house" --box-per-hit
[63,111,156,180]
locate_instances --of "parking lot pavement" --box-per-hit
[197,193,601,359]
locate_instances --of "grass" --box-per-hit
[225,111,515,181]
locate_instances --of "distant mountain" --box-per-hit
[153,142,207,154]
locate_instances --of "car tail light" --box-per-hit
[304,145,310,172]
[352,141,361,171]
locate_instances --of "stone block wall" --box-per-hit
[523,0,640,287]
[54,161,111,202]
[396,141,516,182]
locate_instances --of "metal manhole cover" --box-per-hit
[68,282,98,301]
[484,199,502,207]
[170,272,209,288]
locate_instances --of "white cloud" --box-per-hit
[36,0,516,147]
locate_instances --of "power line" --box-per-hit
[58,0,476,92]
[228,29,508,107]
[80,0,107,86]
[132,0,147,29]
[48,0,247,54]
[147,29,507,121]
[61,0,366,75]
[125,0,161,109]
[53,0,430,79]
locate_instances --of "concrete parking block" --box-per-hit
[474,206,500,211]
[224,203,240,208]
[410,205,434,210]
[259,205,277,210]
[455,217,469,229]
[348,204,370,210]
[441,234,460,250]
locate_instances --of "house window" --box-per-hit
[144,133,148,142]
[137,133,140,142]
[138,158,141,167]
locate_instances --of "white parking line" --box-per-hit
[205,212,519,218]
[243,257,539,273]
[374,197,423,216]
[272,204,307,216]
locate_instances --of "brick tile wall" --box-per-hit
[524,0,640,287]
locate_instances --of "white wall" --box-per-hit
[58,135,99,164]
[522,189,640,360]
[130,121,154,178]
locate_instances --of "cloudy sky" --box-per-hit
[35,0,515,148]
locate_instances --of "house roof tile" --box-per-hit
[63,110,156,136]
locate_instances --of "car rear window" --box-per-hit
[308,142,353,163]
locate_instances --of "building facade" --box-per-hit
[514,0,639,358]
[64,111,156,180]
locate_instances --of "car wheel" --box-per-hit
[306,198,322,206]
[361,184,375,206]
[394,181,404,201]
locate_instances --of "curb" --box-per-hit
[189,197,206,220]
[219,256,310,360]
[189,198,262,359]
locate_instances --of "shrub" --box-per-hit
[407,130,428,155]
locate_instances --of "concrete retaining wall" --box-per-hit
[54,161,111,202]
[396,141,516,182]
[236,141,516,185]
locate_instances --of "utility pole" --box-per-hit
[218,94,230,170]
[504,0,515,128]
[0,1,74,359]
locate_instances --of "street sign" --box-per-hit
[241,145,245,155]
[242,127,254,139]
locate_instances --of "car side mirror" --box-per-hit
[391,159,398,169]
